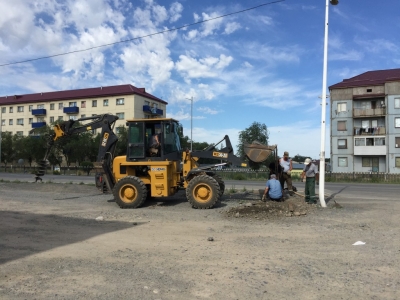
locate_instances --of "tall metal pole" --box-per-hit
[319,0,337,208]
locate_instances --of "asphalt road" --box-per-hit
[0,172,397,201]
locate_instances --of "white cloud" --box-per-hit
[268,121,329,159]
[330,50,363,61]
[241,42,301,65]
[355,38,399,53]
[197,106,219,115]
[224,22,241,34]
[169,2,183,23]
[175,54,233,79]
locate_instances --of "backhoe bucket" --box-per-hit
[244,143,277,163]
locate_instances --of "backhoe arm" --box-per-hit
[35,114,119,189]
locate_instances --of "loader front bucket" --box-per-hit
[244,143,277,163]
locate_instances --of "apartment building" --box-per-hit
[330,68,400,173]
[0,84,167,135]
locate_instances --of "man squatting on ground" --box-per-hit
[301,158,319,204]
[279,151,293,195]
[262,174,283,201]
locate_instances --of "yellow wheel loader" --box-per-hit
[36,114,273,209]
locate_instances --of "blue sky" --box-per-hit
[1,0,400,159]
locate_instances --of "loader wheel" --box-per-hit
[211,174,225,198]
[113,176,147,209]
[186,175,220,209]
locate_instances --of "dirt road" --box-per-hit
[0,182,399,299]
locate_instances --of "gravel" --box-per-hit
[0,182,399,299]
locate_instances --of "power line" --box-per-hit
[0,0,284,67]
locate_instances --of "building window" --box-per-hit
[9,107,13,113]
[81,114,86,118]
[58,116,63,121]
[337,121,347,131]
[17,118,24,125]
[144,100,150,106]
[116,98,125,105]
[395,137,400,148]
[338,139,347,149]
[395,117,400,128]
[69,102,77,107]
[337,102,346,113]
[116,112,125,119]
[375,137,385,146]
[9,119,13,125]
[362,157,371,167]
[1,119,5,126]
[338,157,348,167]
[29,118,33,124]
[37,117,44,122]
[396,157,400,168]
[355,138,365,146]
[17,106,24,112]
[395,98,400,108]
[1,107,5,113]
[16,131,23,136]
[59,103,63,109]
[50,103,55,110]
[69,115,77,120]
[81,101,86,108]
[92,100,97,107]
[50,116,54,123]
[37,104,44,109]
[103,99,109,106]
[29,105,33,112]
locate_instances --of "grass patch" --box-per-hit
[227,185,237,194]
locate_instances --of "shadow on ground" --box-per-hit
[0,211,140,265]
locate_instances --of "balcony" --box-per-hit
[63,106,79,114]
[354,127,385,135]
[31,122,46,128]
[354,136,386,155]
[353,108,385,118]
[143,105,163,116]
[31,109,46,116]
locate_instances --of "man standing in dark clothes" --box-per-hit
[301,158,319,204]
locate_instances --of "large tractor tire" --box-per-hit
[113,176,147,209]
[212,174,225,198]
[186,175,220,209]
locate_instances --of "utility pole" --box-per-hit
[319,0,338,208]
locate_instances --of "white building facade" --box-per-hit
[0,84,167,136]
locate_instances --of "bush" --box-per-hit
[232,173,246,180]
[53,170,61,175]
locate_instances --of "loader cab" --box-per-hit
[126,118,182,161]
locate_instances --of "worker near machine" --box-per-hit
[268,158,282,179]
[262,174,283,202]
[301,158,319,204]
[279,151,293,195]
[149,129,161,156]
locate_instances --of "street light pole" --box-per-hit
[319,0,338,208]
[187,97,193,151]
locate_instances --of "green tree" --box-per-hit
[115,125,128,156]
[292,154,308,162]
[237,122,269,170]
[1,132,14,169]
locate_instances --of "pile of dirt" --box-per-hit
[224,193,319,221]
